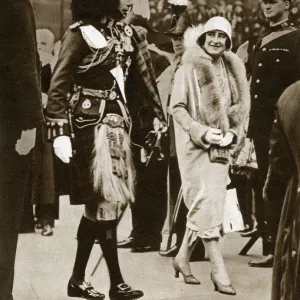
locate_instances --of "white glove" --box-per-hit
[219,131,235,147]
[153,117,168,133]
[53,136,72,163]
[15,128,36,155]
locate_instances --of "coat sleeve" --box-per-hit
[171,66,210,149]
[0,0,44,130]
[46,28,89,139]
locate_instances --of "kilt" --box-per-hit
[69,114,135,209]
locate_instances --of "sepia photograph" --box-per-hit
[1,0,300,299]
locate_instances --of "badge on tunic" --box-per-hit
[124,25,133,37]
[109,91,117,100]
[82,99,92,109]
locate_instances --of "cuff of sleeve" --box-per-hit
[229,129,238,144]
[189,121,210,149]
[46,118,70,141]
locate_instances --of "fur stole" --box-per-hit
[182,25,250,133]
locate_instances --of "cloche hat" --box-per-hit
[199,16,232,49]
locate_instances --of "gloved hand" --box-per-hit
[53,135,72,163]
[15,128,36,155]
[219,131,235,147]
[153,117,168,133]
[203,128,223,145]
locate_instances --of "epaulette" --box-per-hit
[69,21,84,31]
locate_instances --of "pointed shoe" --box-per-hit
[172,259,200,285]
[67,281,105,299]
[211,272,236,295]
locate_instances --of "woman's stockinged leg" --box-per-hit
[202,238,231,285]
[173,228,200,284]
[174,228,196,274]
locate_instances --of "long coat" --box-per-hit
[170,26,250,234]
[0,0,44,233]
[264,82,300,300]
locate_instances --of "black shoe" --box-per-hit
[35,220,43,230]
[117,237,134,248]
[131,244,160,253]
[109,283,143,300]
[159,245,179,257]
[41,224,53,236]
[67,281,105,299]
[248,254,274,268]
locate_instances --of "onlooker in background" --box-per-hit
[156,5,205,261]
[118,10,170,253]
[240,0,300,268]
[34,28,60,236]
[0,0,44,298]
[264,82,300,300]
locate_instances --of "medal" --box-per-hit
[82,99,91,109]
[109,91,117,100]
[124,25,133,37]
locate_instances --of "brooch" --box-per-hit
[109,91,117,100]
[82,99,92,109]
[124,25,133,37]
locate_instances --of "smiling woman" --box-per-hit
[170,16,250,295]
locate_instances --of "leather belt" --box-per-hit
[81,87,118,101]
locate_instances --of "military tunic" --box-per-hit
[46,18,165,210]
[248,24,300,138]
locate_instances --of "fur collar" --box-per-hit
[181,25,250,132]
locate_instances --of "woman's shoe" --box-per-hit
[41,224,53,236]
[67,281,105,299]
[172,259,200,285]
[109,283,144,300]
[211,272,236,295]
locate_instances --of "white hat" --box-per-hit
[168,0,189,5]
[200,16,232,49]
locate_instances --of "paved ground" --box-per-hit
[14,196,272,300]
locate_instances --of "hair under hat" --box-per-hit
[198,16,232,50]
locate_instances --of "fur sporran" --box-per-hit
[91,114,135,205]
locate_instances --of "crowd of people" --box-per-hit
[1,0,300,300]
[149,0,300,50]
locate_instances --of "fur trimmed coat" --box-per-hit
[170,26,250,234]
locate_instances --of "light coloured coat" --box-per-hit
[170,26,250,234]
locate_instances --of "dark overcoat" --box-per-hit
[0,0,44,232]
[264,81,300,300]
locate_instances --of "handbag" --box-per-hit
[222,188,245,234]
[209,145,230,164]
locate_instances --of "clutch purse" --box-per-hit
[209,145,229,164]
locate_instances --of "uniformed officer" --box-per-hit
[237,0,300,268]
[46,0,166,299]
